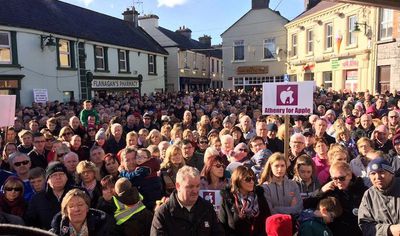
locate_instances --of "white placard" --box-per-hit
[33,89,48,104]
[199,190,222,213]
[262,82,314,115]
[0,95,16,127]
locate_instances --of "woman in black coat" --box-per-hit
[50,189,115,236]
[315,161,367,236]
[218,165,271,236]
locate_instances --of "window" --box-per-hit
[291,34,297,57]
[233,40,244,61]
[211,59,215,72]
[184,51,188,68]
[193,53,197,69]
[95,46,105,70]
[325,23,333,50]
[263,38,276,59]
[306,29,313,53]
[323,71,332,88]
[58,40,71,68]
[0,31,11,64]
[380,9,393,40]
[118,50,127,72]
[148,54,157,74]
[348,15,357,45]
[217,60,219,73]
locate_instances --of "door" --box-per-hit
[377,66,391,93]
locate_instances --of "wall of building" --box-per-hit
[286,4,377,92]
[165,47,179,92]
[222,8,288,90]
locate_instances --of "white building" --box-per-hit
[139,15,223,92]
[0,0,167,105]
[221,0,289,90]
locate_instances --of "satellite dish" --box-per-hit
[275,46,281,56]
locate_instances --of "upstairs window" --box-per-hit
[95,46,105,70]
[233,40,244,61]
[380,9,393,40]
[325,23,333,50]
[263,38,275,59]
[0,31,11,64]
[148,54,157,75]
[118,50,127,72]
[347,15,357,45]
[306,29,313,53]
[58,40,71,68]
[291,34,297,57]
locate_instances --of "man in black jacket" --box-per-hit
[151,166,224,236]
[25,162,75,230]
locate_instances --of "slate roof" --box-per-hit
[157,26,209,50]
[195,48,223,59]
[292,1,339,21]
[0,0,168,55]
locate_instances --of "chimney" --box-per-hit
[122,7,140,27]
[252,0,270,9]
[176,25,192,39]
[304,0,320,10]
[138,14,159,28]
[199,35,212,47]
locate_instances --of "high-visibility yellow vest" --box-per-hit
[113,195,146,225]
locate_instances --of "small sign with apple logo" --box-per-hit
[276,85,298,106]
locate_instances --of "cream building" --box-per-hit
[221,0,289,90]
[285,1,378,92]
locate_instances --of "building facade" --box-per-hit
[221,0,289,91]
[376,8,400,93]
[0,0,167,105]
[285,2,378,92]
[139,16,223,92]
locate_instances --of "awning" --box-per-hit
[323,0,400,10]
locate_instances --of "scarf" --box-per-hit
[0,194,26,217]
[69,220,89,236]
[233,191,259,219]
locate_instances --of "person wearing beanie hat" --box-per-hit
[113,178,153,235]
[25,161,75,229]
[359,156,400,236]
[266,214,293,236]
[94,128,106,148]
[222,116,233,130]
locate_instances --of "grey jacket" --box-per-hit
[262,176,303,215]
[358,177,400,236]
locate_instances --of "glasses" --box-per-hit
[199,141,208,144]
[243,176,254,183]
[238,148,247,152]
[332,176,347,182]
[14,160,30,167]
[4,187,22,192]
[213,164,225,169]
[88,129,96,132]
[62,132,73,136]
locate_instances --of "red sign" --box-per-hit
[342,59,358,68]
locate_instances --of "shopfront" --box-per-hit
[0,75,23,105]
[91,76,141,98]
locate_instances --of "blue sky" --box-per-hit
[62,0,305,44]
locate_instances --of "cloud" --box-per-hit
[157,0,188,8]
[79,0,94,7]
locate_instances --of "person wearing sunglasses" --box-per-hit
[200,155,227,190]
[8,152,34,201]
[59,126,74,142]
[317,161,367,236]
[0,176,26,217]
[218,165,271,235]
[260,153,303,215]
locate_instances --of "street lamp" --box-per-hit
[354,22,368,35]
[40,34,57,51]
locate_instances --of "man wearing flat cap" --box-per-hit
[358,154,400,236]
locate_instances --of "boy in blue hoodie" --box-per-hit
[298,196,342,236]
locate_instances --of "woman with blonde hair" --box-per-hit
[160,124,172,141]
[50,188,114,236]
[146,129,162,146]
[159,145,185,196]
[260,153,303,215]
[59,126,74,143]
[76,160,101,207]
[219,165,271,235]
[169,126,183,145]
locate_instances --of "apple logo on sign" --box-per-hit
[276,85,298,106]
[203,191,215,205]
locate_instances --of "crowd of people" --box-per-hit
[0,88,399,236]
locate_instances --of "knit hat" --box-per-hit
[95,128,106,140]
[367,158,394,175]
[345,116,355,125]
[266,214,293,236]
[222,116,231,125]
[46,161,68,180]
[114,177,140,205]
[393,133,400,146]
[267,123,278,132]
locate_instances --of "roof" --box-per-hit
[157,26,210,50]
[0,0,168,55]
[291,1,339,22]
[221,8,289,36]
[195,48,222,59]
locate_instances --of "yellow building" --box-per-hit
[285,2,378,92]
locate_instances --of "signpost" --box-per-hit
[262,82,314,160]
